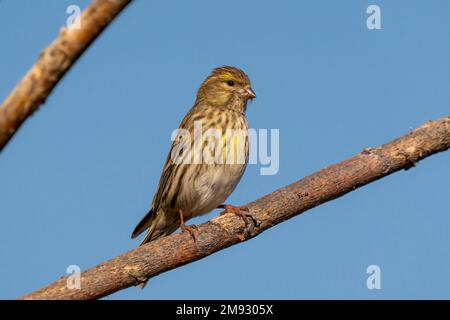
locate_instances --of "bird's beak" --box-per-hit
[246,87,256,100]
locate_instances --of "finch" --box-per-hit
[132,66,256,245]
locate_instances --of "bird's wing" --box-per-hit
[131,142,180,239]
[152,152,176,211]
[151,107,199,211]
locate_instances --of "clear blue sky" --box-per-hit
[0,0,449,299]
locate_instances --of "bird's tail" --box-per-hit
[131,208,176,246]
[138,222,170,246]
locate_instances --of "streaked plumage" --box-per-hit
[132,66,256,245]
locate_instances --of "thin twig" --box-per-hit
[0,0,132,151]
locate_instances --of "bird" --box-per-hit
[131,66,256,245]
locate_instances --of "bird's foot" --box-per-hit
[218,204,258,227]
[180,223,198,242]
[179,208,197,241]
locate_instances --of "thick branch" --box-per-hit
[0,0,132,151]
[20,116,450,299]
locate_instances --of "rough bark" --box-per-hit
[20,115,450,300]
[0,0,132,151]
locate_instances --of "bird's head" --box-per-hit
[196,66,256,111]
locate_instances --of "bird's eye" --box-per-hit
[227,80,235,86]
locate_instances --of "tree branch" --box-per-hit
[0,0,132,152]
[20,115,450,300]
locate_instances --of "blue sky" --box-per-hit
[0,0,449,299]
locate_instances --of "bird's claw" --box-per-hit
[219,205,258,227]
[180,223,197,242]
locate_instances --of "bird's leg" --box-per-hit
[218,204,258,227]
[179,209,197,241]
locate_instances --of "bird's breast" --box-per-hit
[188,163,247,217]
[174,112,249,219]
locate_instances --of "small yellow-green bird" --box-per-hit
[132,66,256,245]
